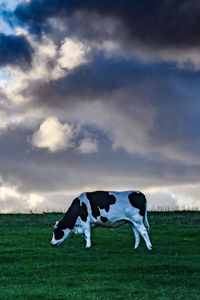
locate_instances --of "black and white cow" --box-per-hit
[51,190,152,250]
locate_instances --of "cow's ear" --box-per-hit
[52,221,59,228]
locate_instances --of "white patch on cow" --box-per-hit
[73,218,84,235]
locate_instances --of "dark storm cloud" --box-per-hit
[21,52,200,114]
[14,0,200,48]
[22,53,180,108]
[0,33,33,69]
[23,54,153,106]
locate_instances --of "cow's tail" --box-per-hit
[144,202,150,231]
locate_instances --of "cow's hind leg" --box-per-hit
[131,219,152,250]
[137,223,152,250]
[132,226,140,249]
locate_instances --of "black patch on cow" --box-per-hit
[58,198,88,231]
[128,192,146,217]
[86,191,116,219]
[54,227,64,240]
[100,216,108,223]
[79,202,88,222]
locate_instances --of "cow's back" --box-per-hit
[80,190,146,222]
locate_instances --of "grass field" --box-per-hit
[0,211,200,299]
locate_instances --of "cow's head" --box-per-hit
[51,221,71,246]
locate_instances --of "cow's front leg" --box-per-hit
[84,224,92,248]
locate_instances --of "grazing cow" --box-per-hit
[51,190,152,250]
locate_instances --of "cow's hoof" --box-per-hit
[86,242,96,249]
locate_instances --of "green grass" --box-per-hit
[0,211,200,299]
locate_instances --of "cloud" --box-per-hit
[31,116,76,152]
[0,32,65,105]
[0,179,45,212]
[31,116,99,154]
[0,33,33,69]
[9,53,164,108]
[10,0,200,70]
[12,1,200,48]
[58,37,90,70]
[146,184,200,210]
[1,124,200,211]
[146,189,179,211]
[0,32,93,105]
[27,193,45,208]
[2,49,200,165]
[77,137,98,154]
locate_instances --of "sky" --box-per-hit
[0,0,200,212]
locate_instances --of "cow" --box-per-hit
[51,190,152,250]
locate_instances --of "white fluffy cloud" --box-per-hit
[31,116,75,152]
[31,116,99,154]
[58,37,90,70]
